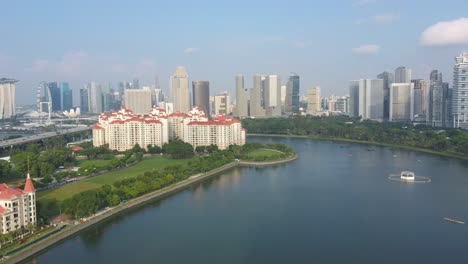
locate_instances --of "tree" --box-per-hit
[0,161,12,179]
[162,140,194,159]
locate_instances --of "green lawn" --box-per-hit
[39,156,192,202]
[76,159,113,168]
[246,148,282,158]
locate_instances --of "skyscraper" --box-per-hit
[132,78,140,89]
[428,70,450,127]
[170,66,190,113]
[125,89,152,114]
[389,83,414,122]
[88,82,103,114]
[336,96,350,113]
[377,71,394,120]
[80,85,89,113]
[453,53,468,129]
[234,75,248,117]
[214,92,231,115]
[48,82,61,112]
[0,78,17,119]
[192,81,210,116]
[250,75,266,117]
[307,87,321,115]
[285,74,300,114]
[349,79,384,121]
[264,75,281,116]
[394,67,412,83]
[411,79,427,117]
[60,82,73,111]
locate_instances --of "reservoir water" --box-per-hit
[22,137,468,263]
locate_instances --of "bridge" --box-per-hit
[0,126,91,148]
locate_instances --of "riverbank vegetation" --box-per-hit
[242,116,468,158]
[38,142,295,220]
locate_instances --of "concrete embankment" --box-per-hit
[4,155,296,263]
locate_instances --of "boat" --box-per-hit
[400,171,415,181]
[444,218,465,225]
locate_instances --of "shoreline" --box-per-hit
[248,133,468,160]
[2,154,296,264]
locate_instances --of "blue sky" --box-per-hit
[1,0,468,104]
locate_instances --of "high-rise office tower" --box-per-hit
[389,83,414,122]
[0,78,17,119]
[80,85,89,113]
[264,75,282,116]
[234,75,248,117]
[428,70,450,127]
[285,74,300,114]
[60,82,73,111]
[349,79,384,121]
[453,53,468,129]
[48,82,61,112]
[192,81,210,116]
[88,82,103,114]
[250,75,266,117]
[125,89,152,114]
[411,79,427,117]
[394,67,412,83]
[336,96,350,113]
[214,92,231,115]
[377,71,394,120]
[307,87,321,115]
[132,78,140,89]
[170,66,190,113]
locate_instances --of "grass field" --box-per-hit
[39,156,192,202]
[76,159,113,168]
[246,148,282,158]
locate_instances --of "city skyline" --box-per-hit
[1,0,468,105]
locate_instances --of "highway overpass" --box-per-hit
[0,126,91,148]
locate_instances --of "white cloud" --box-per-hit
[371,13,399,24]
[420,18,468,46]
[184,48,199,54]
[353,0,376,7]
[352,45,380,55]
[292,41,308,48]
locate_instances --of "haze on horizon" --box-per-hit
[1,0,468,105]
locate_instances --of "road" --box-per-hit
[0,126,91,148]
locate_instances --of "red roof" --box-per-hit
[0,205,7,214]
[71,146,83,152]
[24,176,35,193]
[169,112,187,117]
[0,184,25,200]
[92,124,104,129]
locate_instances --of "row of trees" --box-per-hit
[51,142,294,219]
[242,116,468,156]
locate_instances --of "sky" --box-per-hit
[1,0,468,105]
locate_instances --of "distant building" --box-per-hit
[264,75,282,116]
[132,78,139,89]
[80,85,89,113]
[377,71,394,120]
[285,74,300,114]
[453,53,468,129]
[88,82,103,114]
[349,79,384,121]
[192,81,210,116]
[250,75,266,117]
[394,67,412,83]
[428,70,450,127]
[170,66,190,113]
[214,93,231,115]
[234,75,248,117]
[336,96,350,113]
[125,89,152,115]
[307,87,321,115]
[0,173,36,234]
[60,82,73,111]
[389,83,414,122]
[48,82,61,112]
[411,79,427,118]
[0,78,17,119]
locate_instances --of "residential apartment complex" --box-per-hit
[0,78,17,120]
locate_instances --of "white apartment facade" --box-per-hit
[0,78,17,120]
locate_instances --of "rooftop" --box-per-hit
[0,78,19,84]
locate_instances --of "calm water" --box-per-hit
[22,137,468,264]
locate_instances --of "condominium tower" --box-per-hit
[453,53,468,129]
[0,78,17,119]
[389,83,414,122]
[170,66,190,113]
[234,75,248,117]
[349,79,384,121]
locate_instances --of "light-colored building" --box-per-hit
[125,89,152,115]
[453,53,468,129]
[93,106,245,151]
[250,75,266,117]
[264,75,281,116]
[88,82,103,114]
[395,67,412,83]
[170,66,190,113]
[93,106,169,151]
[234,75,248,117]
[411,79,427,117]
[336,96,349,113]
[0,174,36,234]
[214,93,231,115]
[349,79,384,121]
[429,70,450,127]
[307,87,321,115]
[390,83,414,122]
[0,78,17,120]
